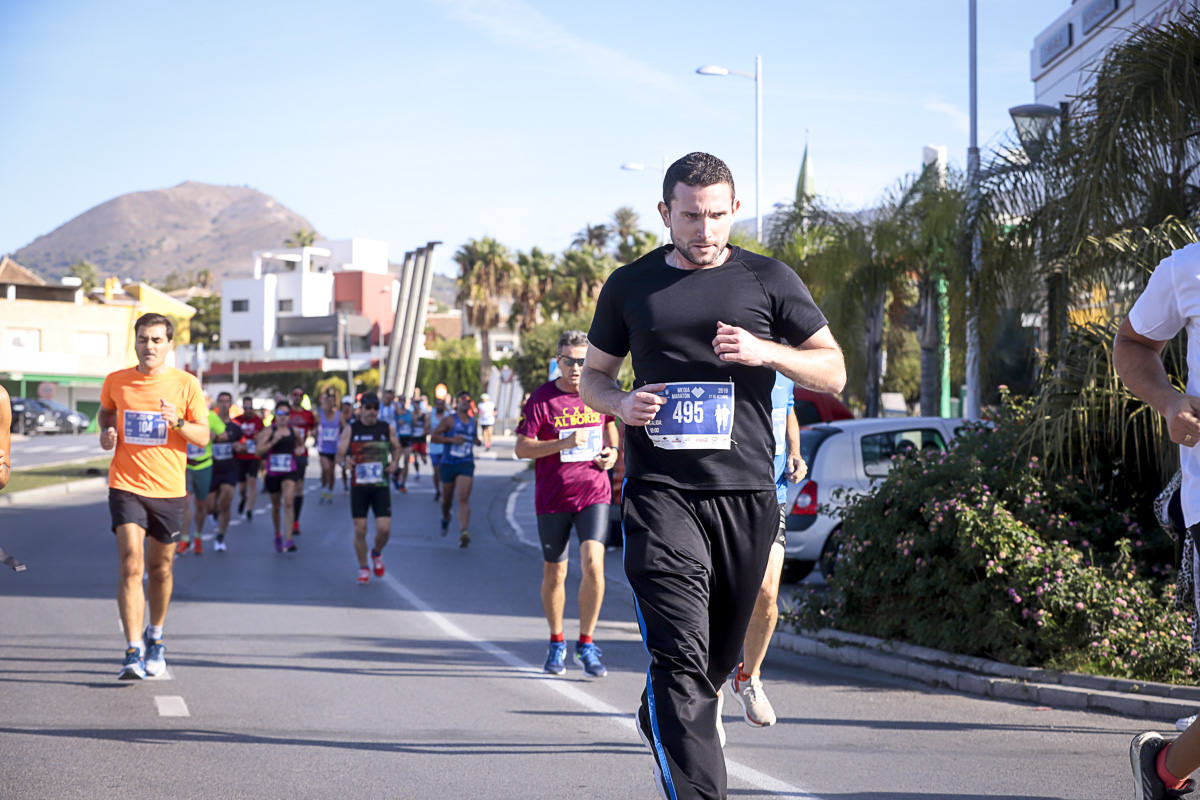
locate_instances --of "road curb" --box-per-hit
[771,628,1198,722]
[0,477,108,506]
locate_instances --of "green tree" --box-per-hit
[610,206,659,264]
[509,247,557,334]
[551,249,610,315]
[454,237,518,390]
[571,223,611,255]
[316,375,348,400]
[188,294,221,345]
[436,336,480,360]
[285,229,317,248]
[68,260,100,294]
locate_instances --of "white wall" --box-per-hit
[222,274,276,349]
[1032,0,1199,107]
[315,238,389,274]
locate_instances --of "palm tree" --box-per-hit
[571,223,611,256]
[510,247,557,334]
[553,249,610,315]
[284,229,317,248]
[454,237,517,389]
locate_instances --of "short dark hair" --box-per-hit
[134,312,174,341]
[291,385,305,393]
[361,392,380,407]
[217,391,232,401]
[662,152,735,209]
[557,329,589,352]
[275,400,291,413]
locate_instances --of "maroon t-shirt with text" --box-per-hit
[516,381,614,515]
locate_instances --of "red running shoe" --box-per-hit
[372,553,385,578]
[356,567,370,585]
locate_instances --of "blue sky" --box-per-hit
[1,1,1064,275]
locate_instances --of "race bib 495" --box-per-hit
[646,382,735,450]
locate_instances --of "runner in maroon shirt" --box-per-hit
[515,330,619,678]
[289,386,316,537]
[234,396,265,522]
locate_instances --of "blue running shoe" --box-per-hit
[575,642,607,677]
[543,641,567,675]
[440,516,451,536]
[143,633,166,678]
[118,647,146,680]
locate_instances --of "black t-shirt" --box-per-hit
[588,245,827,491]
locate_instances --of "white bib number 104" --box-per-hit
[671,401,704,425]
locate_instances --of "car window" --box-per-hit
[861,428,947,477]
[799,427,837,466]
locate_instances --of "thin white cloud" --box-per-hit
[428,0,682,94]
[923,98,970,134]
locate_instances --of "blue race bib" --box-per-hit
[646,382,735,450]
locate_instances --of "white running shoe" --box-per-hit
[728,668,778,727]
[716,689,726,747]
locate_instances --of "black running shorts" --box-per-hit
[774,502,787,549]
[350,484,391,519]
[211,463,240,490]
[536,503,609,563]
[109,488,186,544]
[237,459,261,481]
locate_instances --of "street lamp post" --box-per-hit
[696,56,763,243]
[965,0,982,421]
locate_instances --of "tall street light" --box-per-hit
[621,158,669,244]
[696,56,763,242]
[965,1,981,421]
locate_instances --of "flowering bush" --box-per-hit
[789,395,1200,682]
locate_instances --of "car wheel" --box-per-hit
[780,559,814,584]
[818,526,842,579]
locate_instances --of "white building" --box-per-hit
[220,238,391,354]
[1032,0,1198,107]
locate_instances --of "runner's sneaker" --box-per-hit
[176,540,189,556]
[284,539,298,553]
[543,641,567,675]
[716,689,726,748]
[245,509,253,522]
[143,634,166,678]
[273,534,284,553]
[193,537,203,555]
[372,553,385,578]
[728,666,777,727]
[458,531,470,548]
[292,522,301,537]
[575,642,607,677]
[1131,731,1195,798]
[440,516,451,535]
[399,484,407,493]
[118,647,146,680]
[213,538,227,553]
[238,495,246,513]
[356,567,370,585]
[635,711,670,800]
[1178,714,1197,732]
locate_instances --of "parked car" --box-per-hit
[37,399,91,433]
[784,416,965,582]
[9,398,60,435]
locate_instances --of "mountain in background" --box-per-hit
[13,181,316,286]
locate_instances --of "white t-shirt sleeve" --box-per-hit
[1129,254,1184,340]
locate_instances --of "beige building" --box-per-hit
[0,256,196,421]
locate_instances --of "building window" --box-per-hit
[335,300,356,314]
[228,340,252,350]
[231,299,249,312]
[3,328,40,352]
[74,331,109,357]
[278,299,294,312]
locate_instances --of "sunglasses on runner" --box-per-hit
[558,356,585,367]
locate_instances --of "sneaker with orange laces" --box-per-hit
[371,552,385,578]
[356,567,370,585]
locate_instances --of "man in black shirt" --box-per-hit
[581,152,845,800]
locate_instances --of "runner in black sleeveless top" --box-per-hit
[336,391,401,585]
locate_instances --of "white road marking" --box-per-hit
[380,573,816,799]
[504,482,539,549]
[154,695,190,716]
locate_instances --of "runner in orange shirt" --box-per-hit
[99,313,209,680]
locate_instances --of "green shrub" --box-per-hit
[790,394,1199,682]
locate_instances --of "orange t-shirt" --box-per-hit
[100,366,207,498]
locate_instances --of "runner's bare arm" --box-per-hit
[579,345,666,428]
[592,420,619,470]
[513,432,588,460]
[388,426,402,474]
[1113,318,1200,446]
[98,406,118,450]
[335,424,352,466]
[0,385,11,489]
[712,322,845,394]
[429,416,456,444]
[786,406,806,482]
[159,399,210,447]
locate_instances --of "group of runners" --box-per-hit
[80,151,1200,799]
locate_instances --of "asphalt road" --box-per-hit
[0,446,1168,799]
[8,432,108,468]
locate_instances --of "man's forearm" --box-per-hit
[178,421,210,447]
[515,436,573,460]
[765,342,846,395]
[1113,335,1177,417]
[579,368,626,419]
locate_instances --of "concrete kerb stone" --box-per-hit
[0,477,107,506]
[772,629,1200,722]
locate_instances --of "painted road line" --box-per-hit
[381,572,815,799]
[154,696,190,717]
[504,482,539,549]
